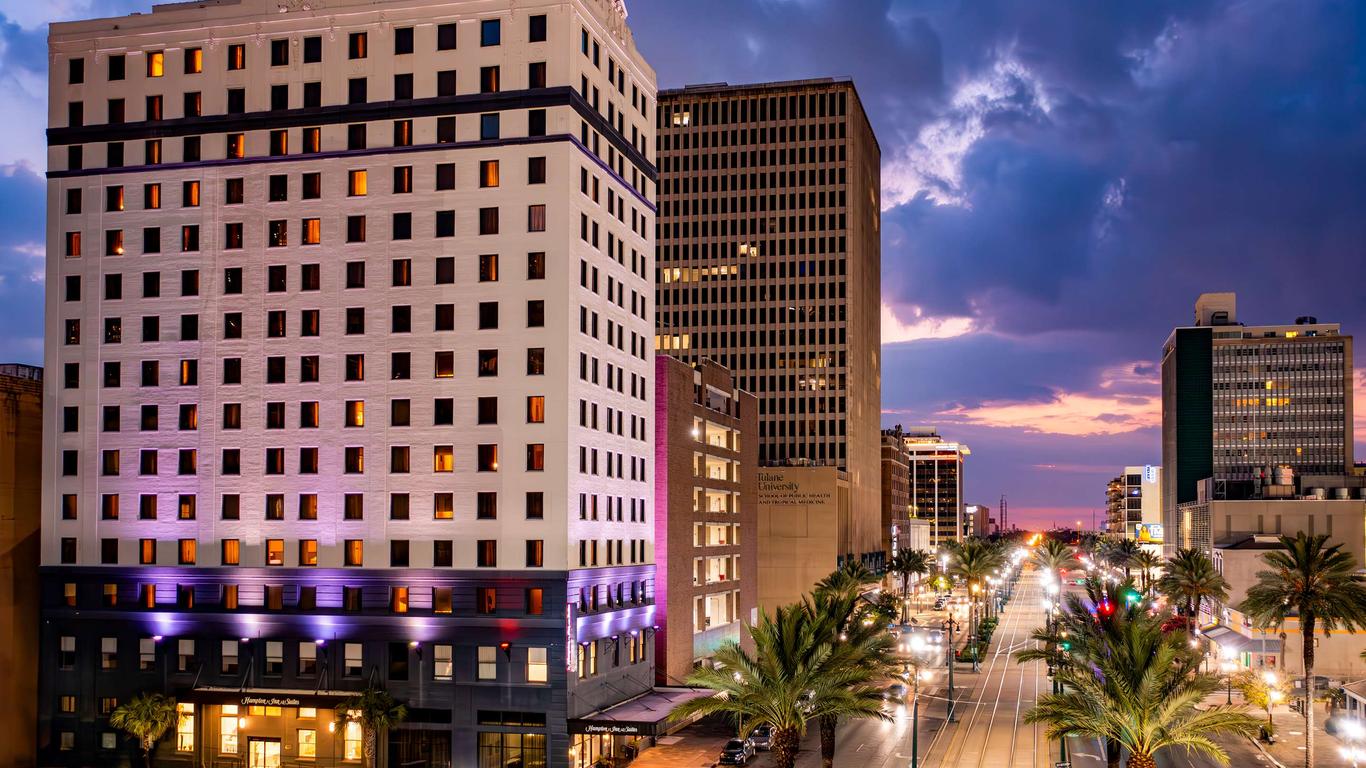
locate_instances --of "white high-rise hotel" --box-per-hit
[42,0,656,765]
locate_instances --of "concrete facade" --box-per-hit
[0,364,42,768]
[652,356,757,686]
[655,79,883,580]
[42,1,657,765]
[755,466,847,612]
[1105,465,1162,552]
[880,426,910,554]
[903,427,966,545]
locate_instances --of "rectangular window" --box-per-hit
[185,47,203,73]
[176,703,195,751]
[481,19,501,46]
[437,23,457,50]
[527,647,548,682]
[477,645,497,679]
[227,44,245,70]
[477,541,497,568]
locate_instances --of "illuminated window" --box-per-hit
[478,646,497,680]
[139,538,155,565]
[390,586,409,613]
[528,647,548,683]
[434,645,453,679]
[344,539,363,566]
[147,51,164,77]
[227,43,245,71]
[298,729,316,758]
[434,493,454,520]
[175,703,195,752]
[226,133,244,159]
[344,719,362,760]
[178,539,196,565]
[221,539,240,566]
[478,444,498,472]
[266,539,284,566]
[348,169,367,196]
[345,400,365,427]
[433,445,454,472]
[220,713,238,753]
[299,540,318,566]
[526,444,544,471]
[480,160,499,187]
[185,48,202,74]
[434,588,453,615]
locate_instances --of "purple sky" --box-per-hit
[0,0,1362,529]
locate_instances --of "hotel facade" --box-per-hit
[42,1,657,766]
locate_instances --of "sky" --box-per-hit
[1,0,1363,530]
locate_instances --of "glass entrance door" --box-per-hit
[248,738,282,768]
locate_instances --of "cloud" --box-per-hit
[941,389,1159,436]
[0,163,47,362]
[881,302,975,343]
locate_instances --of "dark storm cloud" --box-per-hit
[0,165,48,362]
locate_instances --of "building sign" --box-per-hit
[757,470,834,508]
[241,695,303,708]
[1133,523,1164,544]
[567,720,652,736]
[1144,465,1158,484]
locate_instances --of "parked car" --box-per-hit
[719,738,756,765]
[749,724,774,750]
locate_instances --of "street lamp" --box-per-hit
[1221,658,1237,704]
[1264,671,1281,736]
[904,635,937,768]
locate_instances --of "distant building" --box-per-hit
[653,356,757,687]
[656,78,885,590]
[1161,293,1354,556]
[881,427,911,554]
[0,364,42,768]
[903,427,968,545]
[964,504,992,537]
[1105,466,1162,553]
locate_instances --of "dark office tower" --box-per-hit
[656,79,882,610]
[1161,292,1354,555]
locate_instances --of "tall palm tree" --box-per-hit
[948,538,1002,661]
[671,603,889,768]
[338,686,408,768]
[1157,547,1229,628]
[888,549,930,621]
[109,692,179,768]
[808,563,897,768]
[1238,533,1366,768]
[1132,550,1164,592]
[1025,624,1258,768]
[1033,538,1079,574]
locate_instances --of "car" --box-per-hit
[719,738,756,765]
[748,724,774,750]
[883,683,907,701]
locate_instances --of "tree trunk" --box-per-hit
[772,726,801,768]
[143,746,153,768]
[819,713,836,768]
[1106,736,1121,768]
[1302,616,1315,768]
[1126,750,1156,768]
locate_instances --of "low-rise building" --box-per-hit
[0,364,42,768]
[653,357,757,686]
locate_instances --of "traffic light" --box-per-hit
[1098,598,1115,616]
[1123,588,1141,605]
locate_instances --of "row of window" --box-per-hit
[67,18,546,89]
[60,489,549,523]
[73,160,547,217]
[58,441,551,478]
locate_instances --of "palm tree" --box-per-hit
[1022,588,1259,768]
[1157,547,1229,628]
[1033,538,1079,574]
[1238,533,1366,768]
[671,604,888,768]
[1132,550,1164,592]
[808,563,897,768]
[109,692,179,768]
[338,687,408,768]
[888,549,930,621]
[948,538,1002,662]
[1107,538,1141,579]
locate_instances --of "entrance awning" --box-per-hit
[1202,626,1282,654]
[187,686,357,709]
[569,687,716,738]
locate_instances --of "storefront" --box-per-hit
[181,688,360,767]
[567,688,716,768]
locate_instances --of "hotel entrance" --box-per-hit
[248,738,282,768]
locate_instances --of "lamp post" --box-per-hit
[1222,660,1236,704]
[1264,671,1281,737]
[944,616,960,722]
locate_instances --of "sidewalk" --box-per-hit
[1209,693,1354,768]
[631,719,737,768]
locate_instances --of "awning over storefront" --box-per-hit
[1202,625,1282,654]
[568,687,716,737]
[186,686,356,709]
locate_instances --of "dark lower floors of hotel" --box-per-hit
[36,567,660,768]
